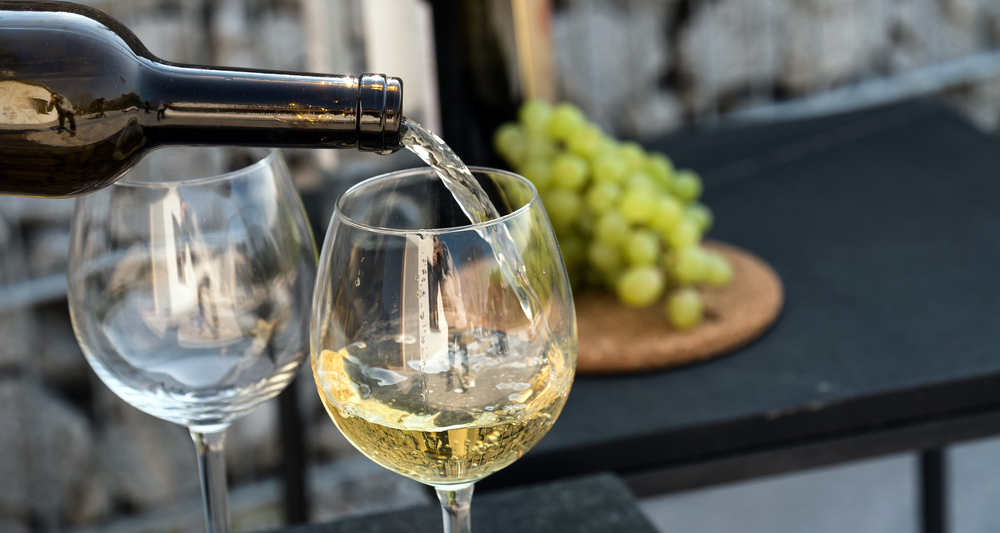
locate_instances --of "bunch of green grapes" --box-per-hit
[493,100,733,330]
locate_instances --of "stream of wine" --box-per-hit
[400,117,554,340]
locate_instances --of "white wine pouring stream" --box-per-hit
[401,118,556,344]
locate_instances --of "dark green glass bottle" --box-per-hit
[0,1,403,197]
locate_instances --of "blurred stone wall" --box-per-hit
[555,0,1000,136]
[4,0,1000,532]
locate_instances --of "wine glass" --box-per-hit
[311,167,576,533]
[68,147,317,533]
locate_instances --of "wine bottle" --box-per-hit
[429,0,518,167]
[427,0,555,167]
[0,1,403,198]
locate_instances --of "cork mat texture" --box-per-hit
[574,241,783,374]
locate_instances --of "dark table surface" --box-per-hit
[477,99,1000,494]
[274,474,657,533]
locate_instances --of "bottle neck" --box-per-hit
[141,64,403,152]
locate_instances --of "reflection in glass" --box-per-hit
[68,148,316,533]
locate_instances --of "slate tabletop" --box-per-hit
[474,99,1000,492]
[273,474,657,533]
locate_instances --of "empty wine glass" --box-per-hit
[311,167,576,533]
[68,148,317,533]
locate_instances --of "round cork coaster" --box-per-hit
[574,241,783,375]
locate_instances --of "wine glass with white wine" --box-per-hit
[311,166,576,533]
[68,147,317,533]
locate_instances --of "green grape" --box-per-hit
[703,252,733,286]
[668,215,702,249]
[647,153,675,188]
[625,229,660,266]
[548,102,586,140]
[567,126,604,159]
[541,188,582,232]
[667,288,704,330]
[592,153,628,184]
[524,132,558,161]
[672,246,708,285]
[519,99,553,134]
[597,136,619,158]
[493,122,526,165]
[587,241,623,275]
[620,189,657,224]
[551,153,590,192]
[594,210,630,246]
[672,170,703,202]
[618,141,647,172]
[625,172,657,194]
[616,266,665,308]
[686,203,713,232]
[521,159,553,191]
[650,195,684,234]
[496,104,725,309]
[587,181,621,215]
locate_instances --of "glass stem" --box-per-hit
[435,483,474,533]
[191,429,230,533]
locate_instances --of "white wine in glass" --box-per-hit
[312,166,576,532]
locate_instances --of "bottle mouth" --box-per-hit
[357,74,403,152]
[382,76,403,150]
